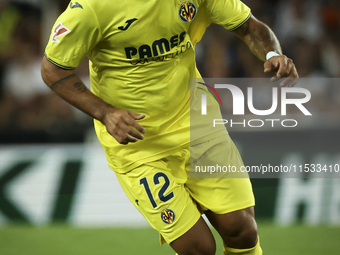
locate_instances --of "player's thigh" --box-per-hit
[187,135,255,214]
[115,159,202,245]
[170,216,216,255]
[205,207,258,249]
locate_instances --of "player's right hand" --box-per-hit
[264,55,299,87]
[102,109,146,145]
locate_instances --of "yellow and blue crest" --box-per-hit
[161,208,176,224]
[179,2,197,22]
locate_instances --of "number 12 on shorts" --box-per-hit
[140,172,174,208]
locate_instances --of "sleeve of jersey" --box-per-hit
[206,0,251,31]
[45,1,102,70]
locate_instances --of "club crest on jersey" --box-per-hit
[179,2,197,23]
[52,22,71,43]
[161,208,175,224]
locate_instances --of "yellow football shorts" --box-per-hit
[115,134,255,244]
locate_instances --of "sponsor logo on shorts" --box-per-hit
[179,2,197,22]
[52,22,71,43]
[161,208,175,224]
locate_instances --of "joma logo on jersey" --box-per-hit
[179,2,197,22]
[52,22,71,43]
[125,32,186,59]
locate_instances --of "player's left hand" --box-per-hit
[264,55,299,87]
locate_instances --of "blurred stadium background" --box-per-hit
[0,0,339,254]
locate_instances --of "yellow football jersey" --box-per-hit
[45,0,251,173]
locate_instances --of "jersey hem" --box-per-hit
[190,129,227,146]
[228,12,252,32]
[211,200,256,215]
[44,52,76,70]
[196,198,256,215]
[107,129,228,173]
[107,141,190,173]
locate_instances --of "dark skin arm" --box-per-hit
[233,15,299,87]
[41,56,145,144]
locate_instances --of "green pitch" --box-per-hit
[0,222,339,255]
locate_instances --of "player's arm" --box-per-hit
[41,56,145,145]
[233,15,298,87]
